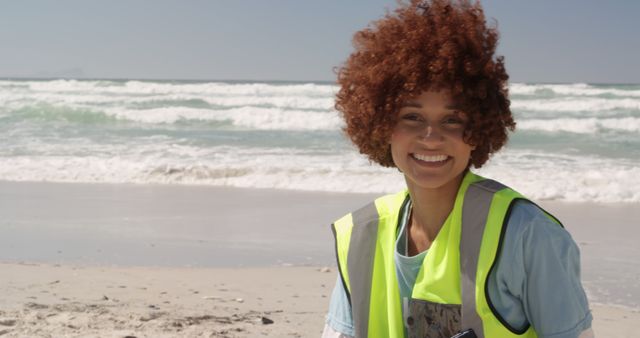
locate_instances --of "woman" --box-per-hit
[323,1,593,337]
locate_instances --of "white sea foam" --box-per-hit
[510,83,640,98]
[213,107,342,130]
[2,96,342,130]
[477,150,640,203]
[5,80,640,101]
[0,145,403,193]
[201,96,334,110]
[511,97,640,112]
[0,141,638,202]
[0,90,335,112]
[517,117,640,133]
[17,79,337,97]
[100,107,216,124]
[510,83,591,95]
[99,106,342,130]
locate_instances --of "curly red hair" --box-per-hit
[335,0,514,168]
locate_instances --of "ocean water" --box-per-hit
[0,79,638,203]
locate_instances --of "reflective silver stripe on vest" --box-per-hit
[347,202,381,338]
[460,179,507,338]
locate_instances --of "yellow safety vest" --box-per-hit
[332,171,558,338]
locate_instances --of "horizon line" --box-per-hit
[1,76,638,86]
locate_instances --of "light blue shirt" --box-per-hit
[326,199,592,338]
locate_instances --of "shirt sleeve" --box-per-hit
[325,275,355,337]
[498,200,593,338]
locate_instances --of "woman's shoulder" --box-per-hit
[496,200,592,336]
[502,199,580,269]
[505,199,570,241]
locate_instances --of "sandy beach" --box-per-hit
[1,181,639,337]
[0,263,637,338]
[0,263,336,337]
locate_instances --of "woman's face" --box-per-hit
[390,90,475,191]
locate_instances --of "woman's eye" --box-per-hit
[444,118,463,124]
[402,113,422,121]
[443,112,467,125]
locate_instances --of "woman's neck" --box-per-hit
[405,172,465,255]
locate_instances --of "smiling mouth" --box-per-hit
[411,153,449,163]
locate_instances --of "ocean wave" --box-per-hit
[510,83,590,95]
[100,106,342,130]
[6,80,640,100]
[0,103,120,126]
[477,151,640,203]
[0,146,638,203]
[1,79,639,203]
[1,101,342,130]
[517,117,640,133]
[0,84,336,112]
[7,80,640,116]
[510,83,640,98]
[511,97,640,112]
[8,99,637,133]
[0,147,404,192]
[10,79,338,97]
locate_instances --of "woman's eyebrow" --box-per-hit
[400,101,461,110]
[401,100,422,108]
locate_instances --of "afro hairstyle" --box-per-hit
[334,0,514,168]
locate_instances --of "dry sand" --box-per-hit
[0,181,638,337]
[0,263,335,338]
[0,263,638,337]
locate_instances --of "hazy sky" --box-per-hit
[1,1,638,83]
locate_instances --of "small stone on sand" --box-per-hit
[0,318,17,326]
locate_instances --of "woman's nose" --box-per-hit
[425,126,433,138]
[420,124,443,142]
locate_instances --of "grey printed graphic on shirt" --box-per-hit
[407,299,461,338]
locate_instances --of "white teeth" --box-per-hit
[413,154,448,162]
